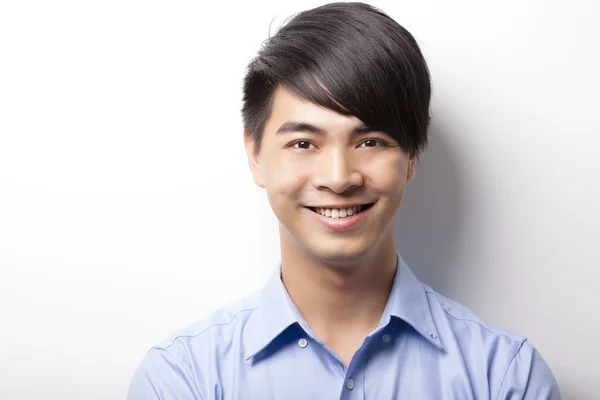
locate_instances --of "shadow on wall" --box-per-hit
[393,121,580,400]
[393,120,467,297]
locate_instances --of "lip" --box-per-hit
[308,203,367,209]
[305,203,374,232]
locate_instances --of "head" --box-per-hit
[241,2,431,265]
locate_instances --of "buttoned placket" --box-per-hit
[340,328,398,400]
[338,343,366,400]
[286,291,395,400]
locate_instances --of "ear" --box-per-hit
[244,130,265,188]
[406,152,416,181]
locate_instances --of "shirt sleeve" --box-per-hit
[127,347,204,400]
[496,339,561,400]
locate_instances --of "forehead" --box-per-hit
[265,86,364,134]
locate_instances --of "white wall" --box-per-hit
[1,1,598,399]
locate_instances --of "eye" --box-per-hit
[290,140,315,150]
[359,139,387,148]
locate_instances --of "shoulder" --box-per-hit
[422,284,526,379]
[133,291,261,392]
[128,293,261,399]
[153,290,260,360]
[423,283,526,347]
[422,284,560,397]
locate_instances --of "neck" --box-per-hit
[279,228,398,340]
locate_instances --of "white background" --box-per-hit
[1,1,598,399]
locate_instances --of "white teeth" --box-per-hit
[316,205,365,219]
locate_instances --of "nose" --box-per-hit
[311,148,363,194]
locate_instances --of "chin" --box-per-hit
[307,241,374,265]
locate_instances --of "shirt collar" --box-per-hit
[243,252,443,360]
[243,264,298,360]
[383,253,443,350]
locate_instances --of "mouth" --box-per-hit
[305,203,376,219]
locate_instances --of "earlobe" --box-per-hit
[243,130,265,188]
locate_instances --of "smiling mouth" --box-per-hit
[306,203,375,219]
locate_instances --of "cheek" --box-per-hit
[262,154,312,205]
[365,153,408,194]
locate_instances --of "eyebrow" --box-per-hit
[275,121,377,136]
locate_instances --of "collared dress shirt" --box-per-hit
[128,254,561,399]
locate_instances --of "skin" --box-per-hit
[244,85,416,366]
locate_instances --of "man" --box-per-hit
[128,2,561,399]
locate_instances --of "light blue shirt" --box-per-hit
[128,254,561,399]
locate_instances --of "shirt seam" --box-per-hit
[425,289,521,343]
[152,347,206,400]
[494,339,528,400]
[441,308,519,342]
[157,305,258,352]
[152,305,259,400]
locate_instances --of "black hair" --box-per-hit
[241,2,431,156]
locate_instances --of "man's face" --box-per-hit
[245,86,415,264]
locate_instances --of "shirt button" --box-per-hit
[346,379,355,390]
[430,333,438,340]
[298,338,308,348]
[382,334,391,343]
